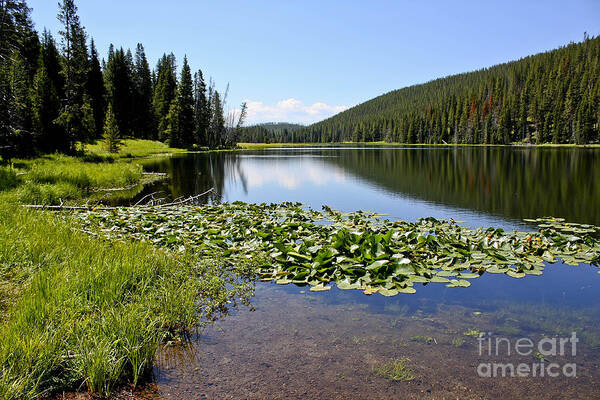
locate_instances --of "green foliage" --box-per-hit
[372,358,414,381]
[176,56,195,147]
[85,138,185,159]
[208,90,226,148]
[153,53,177,141]
[1,1,228,157]
[193,69,210,146]
[103,104,121,153]
[79,203,600,296]
[410,335,435,344]
[132,43,154,139]
[0,167,18,191]
[104,46,133,137]
[239,122,304,143]
[0,139,183,205]
[14,181,81,204]
[86,39,106,139]
[56,0,91,149]
[0,204,255,397]
[25,155,141,190]
[164,57,195,148]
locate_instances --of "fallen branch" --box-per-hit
[133,191,163,207]
[89,182,139,192]
[158,188,215,207]
[21,187,215,211]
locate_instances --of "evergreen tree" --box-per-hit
[0,0,38,159]
[193,69,210,146]
[132,43,154,139]
[208,90,225,148]
[153,53,177,141]
[56,0,90,150]
[86,39,105,138]
[7,53,33,155]
[102,103,121,152]
[162,57,195,148]
[176,56,195,147]
[31,58,61,153]
[104,47,132,137]
[164,96,181,147]
[40,30,64,102]
[247,36,600,145]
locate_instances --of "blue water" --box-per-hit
[142,147,600,399]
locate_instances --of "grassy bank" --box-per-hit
[0,139,183,206]
[84,139,187,160]
[0,139,245,398]
[0,204,254,398]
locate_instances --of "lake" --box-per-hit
[137,146,600,399]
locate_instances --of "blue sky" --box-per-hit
[28,0,600,125]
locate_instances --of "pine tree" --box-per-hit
[193,69,209,146]
[153,53,177,141]
[164,96,181,147]
[86,39,105,138]
[209,90,225,148]
[56,0,90,151]
[103,103,120,152]
[177,56,195,147]
[40,30,64,103]
[0,0,39,159]
[132,43,154,139]
[104,47,132,137]
[7,53,33,155]
[31,58,61,153]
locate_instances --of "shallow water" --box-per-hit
[138,146,600,399]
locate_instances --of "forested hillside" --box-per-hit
[291,36,600,144]
[238,122,303,143]
[0,0,246,161]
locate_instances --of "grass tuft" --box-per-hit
[0,166,18,191]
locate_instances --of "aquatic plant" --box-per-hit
[372,358,415,382]
[409,335,435,344]
[76,202,600,296]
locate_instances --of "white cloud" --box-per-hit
[240,158,347,190]
[241,98,349,125]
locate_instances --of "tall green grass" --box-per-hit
[0,167,18,191]
[0,205,254,398]
[26,155,142,189]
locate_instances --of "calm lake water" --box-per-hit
[138,146,600,399]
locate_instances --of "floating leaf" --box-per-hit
[447,279,471,288]
[310,284,331,292]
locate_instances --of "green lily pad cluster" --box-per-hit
[75,202,600,296]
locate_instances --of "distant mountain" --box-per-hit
[245,36,600,145]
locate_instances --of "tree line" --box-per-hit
[237,122,303,143]
[0,0,246,160]
[243,35,600,145]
